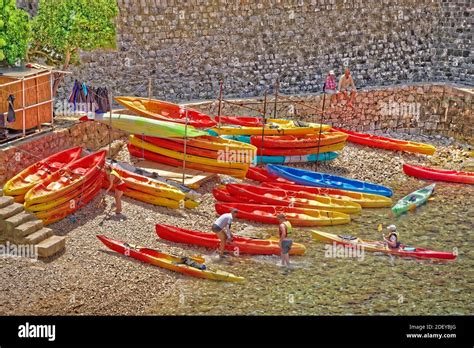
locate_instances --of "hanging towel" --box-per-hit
[7,94,15,123]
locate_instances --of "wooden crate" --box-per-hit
[0,67,53,131]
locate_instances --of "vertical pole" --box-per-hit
[259,90,268,165]
[315,83,326,171]
[217,80,223,128]
[148,77,152,100]
[50,71,54,129]
[273,78,279,119]
[22,78,26,137]
[182,109,188,184]
[108,91,113,155]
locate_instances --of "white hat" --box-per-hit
[386,225,397,232]
[329,70,335,75]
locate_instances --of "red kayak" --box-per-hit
[226,184,362,213]
[215,202,350,226]
[403,163,474,184]
[245,166,293,183]
[333,127,436,155]
[212,187,253,203]
[156,224,306,255]
[215,116,263,127]
[250,132,348,148]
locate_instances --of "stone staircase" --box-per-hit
[0,190,66,258]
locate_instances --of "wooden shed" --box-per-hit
[0,66,53,137]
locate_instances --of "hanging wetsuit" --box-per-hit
[7,94,15,122]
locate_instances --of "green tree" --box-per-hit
[30,0,118,95]
[0,0,31,65]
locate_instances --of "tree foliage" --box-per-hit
[0,0,31,65]
[30,0,119,94]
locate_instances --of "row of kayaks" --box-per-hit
[2,147,201,225]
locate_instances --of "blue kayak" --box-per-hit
[222,135,251,143]
[254,152,338,164]
[267,164,393,197]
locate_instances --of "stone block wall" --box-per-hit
[0,122,125,186]
[187,83,474,140]
[17,0,472,103]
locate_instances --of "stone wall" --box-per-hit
[187,83,474,140]
[17,0,473,103]
[0,122,126,186]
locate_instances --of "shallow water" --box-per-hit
[149,180,474,315]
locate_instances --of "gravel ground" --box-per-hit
[0,132,472,315]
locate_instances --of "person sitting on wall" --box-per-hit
[324,70,338,105]
[337,68,357,108]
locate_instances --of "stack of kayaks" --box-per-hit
[403,163,474,184]
[262,182,392,208]
[267,164,393,197]
[128,134,256,178]
[97,235,244,282]
[245,166,294,183]
[24,150,106,225]
[311,230,456,260]
[220,184,362,214]
[115,96,217,128]
[333,127,436,155]
[102,165,199,209]
[156,224,306,255]
[3,147,83,203]
[392,184,435,216]
[215,202,350,226]
[227,131,347,164]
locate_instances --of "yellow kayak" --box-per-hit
[123,187,199,209]
[129,135,251,170]
[211,120,331,136]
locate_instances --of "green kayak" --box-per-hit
[84,112,208,138]
[392,183,436,216]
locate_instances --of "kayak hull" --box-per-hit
[392,183,435,216]
[311,230,456,260]
[255,152,338,164]
[333,127,436,155]
[403,163,474,184]
[97,235,244,282]
[156,224,306,255]
[267,164,393,197]
[215,202,350,226]
[3,147,83,198]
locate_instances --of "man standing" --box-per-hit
[212,208,238,258]
[277,214,293,267]
[337,68,357,108]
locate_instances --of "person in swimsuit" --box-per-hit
[105,166,126,214]
[383,225,401,250]
[337,68,357,108]
[277,214,293,267]
[212,208,238,258]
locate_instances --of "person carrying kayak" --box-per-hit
[277,214,293,267]
[383,225,401,250]
[104,165,126,215]
[212,208,238,258]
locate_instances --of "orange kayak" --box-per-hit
[137,135,219,159]
[115,96,217,128]
[3,147,83,199]
[250,132,348,148]
[333,127,436,155]
[24,150,106,205]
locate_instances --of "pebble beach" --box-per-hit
[0,133,472,315]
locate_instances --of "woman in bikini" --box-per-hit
[104,165,126,214]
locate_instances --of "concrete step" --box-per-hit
[5,211,36,231]
[0,203,24,220]
[36,235,66,258]
[0,196,14,208]
[21,228,53,245]
[12,220,44,239]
